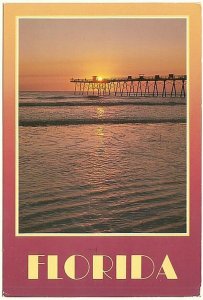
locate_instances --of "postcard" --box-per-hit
[3,3,201,297]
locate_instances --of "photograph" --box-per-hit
[18,18,187,234]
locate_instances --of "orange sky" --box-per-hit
[19,18,186,91]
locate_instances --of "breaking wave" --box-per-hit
[19,118,186,127]
[20,101,186,107]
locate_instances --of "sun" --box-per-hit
[97,76,103,81]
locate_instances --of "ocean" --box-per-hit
[19,91,187,234]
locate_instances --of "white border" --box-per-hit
[15,16,189,237]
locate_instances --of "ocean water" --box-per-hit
[19,91,187,233]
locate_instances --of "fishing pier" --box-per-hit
[70,74,187,97]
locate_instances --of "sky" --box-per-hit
[19,18,186,91]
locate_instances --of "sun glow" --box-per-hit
[97,76,103,81]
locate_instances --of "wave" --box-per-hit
[19,117,186,127]
[19,101,186,107]
[36,95,84,100]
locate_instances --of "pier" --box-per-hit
[70,74,187,97]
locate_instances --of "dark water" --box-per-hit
[19,92,187,233]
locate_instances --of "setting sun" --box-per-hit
[97,76,103,81]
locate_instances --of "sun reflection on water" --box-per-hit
[96,107,105,118]
[96,126,104,137]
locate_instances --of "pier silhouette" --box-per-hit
[70,74,186,97]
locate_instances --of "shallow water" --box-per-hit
[19,92,187,233]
